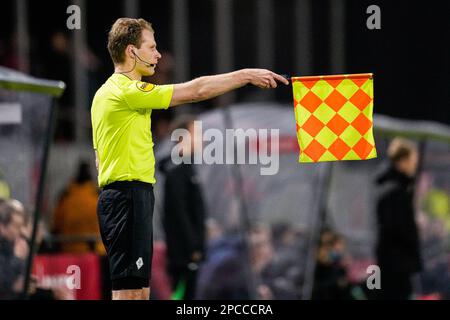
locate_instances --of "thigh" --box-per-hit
[97,188,133,279]
[129,187,155,279]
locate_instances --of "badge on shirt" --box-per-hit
[136,81,155,92]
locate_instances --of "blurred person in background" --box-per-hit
[161,115,206,300]
[375,137,422,299]
[0,198,27,299]
[312,229,352,300]
[249,224,275,300]
[52,160,104,254]
[196,224,282,300]
[195,230,248,300]
[206,218,224,244]
[265,223,305,299]
[0,198,27,258]
[198,224,299,300]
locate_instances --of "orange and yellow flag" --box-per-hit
[292,73,377,163]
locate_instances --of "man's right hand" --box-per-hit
[243,68,290,89]
[170,68,289,107]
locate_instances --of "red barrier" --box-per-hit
[151,241,172,300]
[33,253,101,300]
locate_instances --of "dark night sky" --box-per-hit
[1,0,449,124]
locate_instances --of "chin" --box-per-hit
[142,70,155,77]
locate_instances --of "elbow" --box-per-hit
[194,77,210,101]
[194,88,209,102]
[185,77,209,103]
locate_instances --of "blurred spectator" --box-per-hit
[271,223,299,249]
[161,115,206,300]
[196,231,249,299]
[27,221,63,300]
[312,229,353,300]
[261,223,305,299]
[52,161,104,254]
[249,224,275,299]
[197,224,299,300]
[206,218,224,243]
[0,198,26,299]
[375,138,422,299]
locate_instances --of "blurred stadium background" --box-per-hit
[0,0,450,300]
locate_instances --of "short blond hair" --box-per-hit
[107,18,153,64]
[387,137,417,163]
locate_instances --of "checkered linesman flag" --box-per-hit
[291,73,377,162]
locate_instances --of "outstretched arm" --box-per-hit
[169,68,289,107]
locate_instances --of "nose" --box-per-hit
[156,49,162,60]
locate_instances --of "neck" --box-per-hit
[115,63,142,81]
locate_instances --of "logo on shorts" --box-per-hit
[136,257,144,270]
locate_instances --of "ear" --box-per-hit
[126,45,135,58]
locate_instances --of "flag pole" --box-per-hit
[22,98,57,299]
[220,106,258,300]
[301,162,334,299]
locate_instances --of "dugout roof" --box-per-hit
[0,66,65,97]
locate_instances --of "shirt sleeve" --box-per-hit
[123,81,174,110]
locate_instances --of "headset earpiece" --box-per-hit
[130,47,136,58]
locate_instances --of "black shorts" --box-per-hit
[97,181,154,282]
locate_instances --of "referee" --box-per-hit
[91,17,288,300]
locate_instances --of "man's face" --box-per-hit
[0,213,24,242]
[397,150,419,177]
[133,29,161,77]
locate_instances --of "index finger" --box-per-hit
[272,72,290,85]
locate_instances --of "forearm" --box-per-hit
[169,68,287,107]
[192,69,250,101]
[170,69,250,106]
